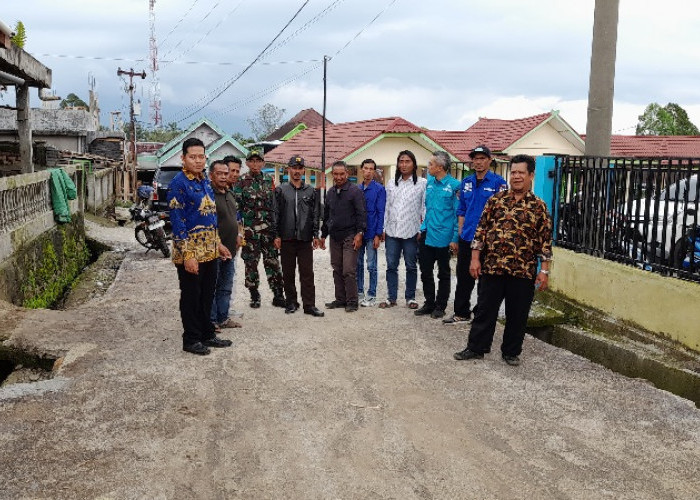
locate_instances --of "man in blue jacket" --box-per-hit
[414,151,461,319]
[357,159,386,307]
[443,145,507,325]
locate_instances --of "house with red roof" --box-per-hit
[265,116,455,187]
[429,110,584,162]
[607,135,700,157]
[265,110,586,186]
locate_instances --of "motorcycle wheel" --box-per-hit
[155,228,171,258]
[134,226,151,248]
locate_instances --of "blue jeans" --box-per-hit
[385,235,418,302]
[210,257,236,324]
[357,238,378,298]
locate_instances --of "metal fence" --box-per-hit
[552,155,700,282]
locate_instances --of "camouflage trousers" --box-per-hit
[241,233,284,294]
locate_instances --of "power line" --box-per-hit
[169,0,399,125]
[167,0,340,121]
[259,0,346,61]
[159,0,225,61]
[210,61,323,118]
[200,0,400,122]
[34,53,319,66]
[330,0,398,59]
[173,0,311,124]
[158,0,201,48]
[161,0,246,67]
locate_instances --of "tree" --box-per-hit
[123,122,183,143]
[60,93,88,109]
[635,102,700,135]
[11,21,26,48]
[246,103,286,141]
[231,131,255,146]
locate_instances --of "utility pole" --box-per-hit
[321,55,328,192]
[117,67,146,199]
[585,0,620,157]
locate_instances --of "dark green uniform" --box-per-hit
[233,171,284,296]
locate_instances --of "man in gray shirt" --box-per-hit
[210,160,242,330]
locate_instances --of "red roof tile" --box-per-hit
[264,108,333,141]
[266,117,425,168]
[428,112,552,160]
[607,135,700,157]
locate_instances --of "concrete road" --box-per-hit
[1,223,699,499]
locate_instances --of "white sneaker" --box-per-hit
[360,297,377,307]
[358,292,365,301]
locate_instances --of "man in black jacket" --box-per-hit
[320,160,366,312]
[273,156,324,317]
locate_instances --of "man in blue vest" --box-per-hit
[443,145,507,325]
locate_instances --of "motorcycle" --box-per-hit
[129,204,171,258]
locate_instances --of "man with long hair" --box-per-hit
[379,150,427,310]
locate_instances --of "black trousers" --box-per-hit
[418,238,452,311]
[280,239,316,309]
[466,274,535,357]
[176,259,217,347]
[330,235,359,306]
[453,239,480,318]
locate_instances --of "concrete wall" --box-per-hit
[85,168,114,213]
[550,247,700,352]
[0,167,86,307]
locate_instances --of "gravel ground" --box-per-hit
[0,221,698,499]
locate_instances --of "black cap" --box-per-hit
[469,145,492,158]
[288,155,305,167]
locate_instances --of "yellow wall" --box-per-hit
[550,247,700,352]
[506,123,584,157]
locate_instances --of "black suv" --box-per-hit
[151,165,182,212]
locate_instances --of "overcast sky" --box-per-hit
[2,0,700,137]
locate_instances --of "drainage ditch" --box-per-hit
[0,346,58,387]
[51,238,125,310]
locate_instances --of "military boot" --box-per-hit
[272,290,286,308]
[250,288,261,308]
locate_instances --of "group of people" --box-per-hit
[167,138,552,366]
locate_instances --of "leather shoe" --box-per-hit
[203,336,233,348]
[272,295,286,308]
[285,302,300,314]
[502,354,521,366]
[453,348,484,361]
[250,289,261,308]
[325,300,346,309]
[183,342,211,356]
[414,304,433,316]
[303,306,324,317]
[345,304,358,312]
[430,309,445,319]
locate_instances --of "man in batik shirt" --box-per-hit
[454,154,552,366]
[168,137,232,356]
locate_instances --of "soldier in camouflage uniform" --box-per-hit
[233,149,285,308]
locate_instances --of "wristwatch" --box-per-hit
[539,269,550,275]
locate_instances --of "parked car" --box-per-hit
[151,165,183,212]
[624,174,699,266]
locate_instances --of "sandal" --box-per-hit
[407,299,419,310]
[378,300,397,309]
